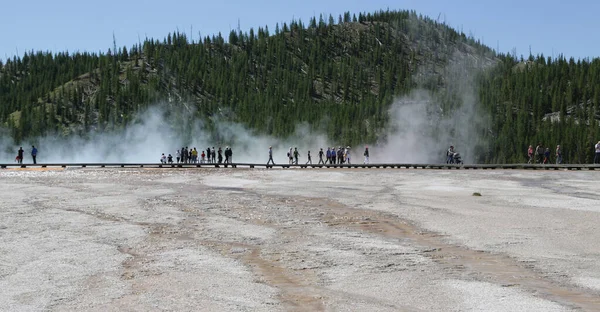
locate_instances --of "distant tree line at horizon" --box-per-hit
[1,9,599,163]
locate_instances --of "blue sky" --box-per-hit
[1,0,598,62]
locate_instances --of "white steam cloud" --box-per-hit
[371,51,494,164]
[0,106,332,164]
[371,89,483,164]
[1,52,493,165]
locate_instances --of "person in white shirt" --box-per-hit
[345,146,351,164]
[555,145,562,164]
[595,141,600,164]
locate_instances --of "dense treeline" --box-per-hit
[0,9,599,163]
[478,55,600,163]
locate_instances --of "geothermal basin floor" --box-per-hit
[0,168,599,311]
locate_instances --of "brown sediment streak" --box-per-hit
[189,184,598,311]
[85,195,326,311]
[313,197,600,311]
[61,178,598,310]
[199,240,326,312]
[243,248,325,312]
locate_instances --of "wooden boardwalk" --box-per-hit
[1,162,599,170]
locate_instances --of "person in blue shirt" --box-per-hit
[31,146,38,164]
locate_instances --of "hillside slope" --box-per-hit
[1,9,599,163]
[0,10,495,138]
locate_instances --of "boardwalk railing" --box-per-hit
[1,163,600,170]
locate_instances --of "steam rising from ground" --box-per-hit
[0,54,493,165]
[373,88,485,164]
[0,99,481,164]
[0,107,332,164]
[372,52,494,164]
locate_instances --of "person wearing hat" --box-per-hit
[267,146,275,165]
[363,146,369,164]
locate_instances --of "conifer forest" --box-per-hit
[2,10,599,163]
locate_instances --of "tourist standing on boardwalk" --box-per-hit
[331,147,337,164]
[446,146,455,164]
[293,147,299,165]
[345,146,351,164]
[31,146,38,164]
[364,147,369,164]
[535,143,544,164]
[595,141,600,164]
[17,147,24,164]
[555,145,563,164]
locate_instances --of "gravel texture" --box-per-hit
[1,168,599,311]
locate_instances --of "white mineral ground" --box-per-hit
[0,168,599,311]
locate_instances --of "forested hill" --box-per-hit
[1,9,599,163]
